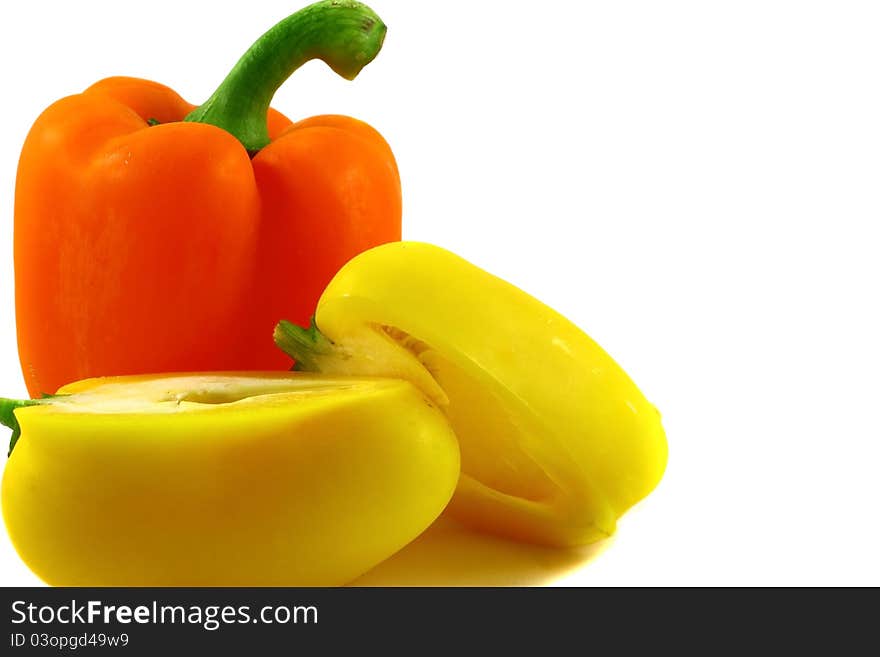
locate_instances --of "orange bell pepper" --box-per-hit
[14,0,400,397]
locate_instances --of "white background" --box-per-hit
[1,1,878,586]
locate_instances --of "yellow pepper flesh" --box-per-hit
[2,373,460,586]
[276,242,668,547]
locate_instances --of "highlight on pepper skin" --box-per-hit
[1,373,460,586]
[275,241,669,548]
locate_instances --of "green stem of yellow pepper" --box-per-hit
[0,398,42,456]
[184,0,386,154]
[275,318,336,372]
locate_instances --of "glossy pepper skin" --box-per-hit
[14,1,401,398]
[276,242,668,547]
[1,373,459,586]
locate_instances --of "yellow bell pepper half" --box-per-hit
[276,242,668,547]
[1,373,459,586]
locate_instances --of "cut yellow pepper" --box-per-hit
[276,242,668,547]
[1,373,459,585]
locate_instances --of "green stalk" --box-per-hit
[274,318,336,371]
[184,0,386,154]
[1,398,41,456]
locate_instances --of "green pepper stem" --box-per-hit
[184,0,386,154]
[1,397,41,456]
[274,318,335,371]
